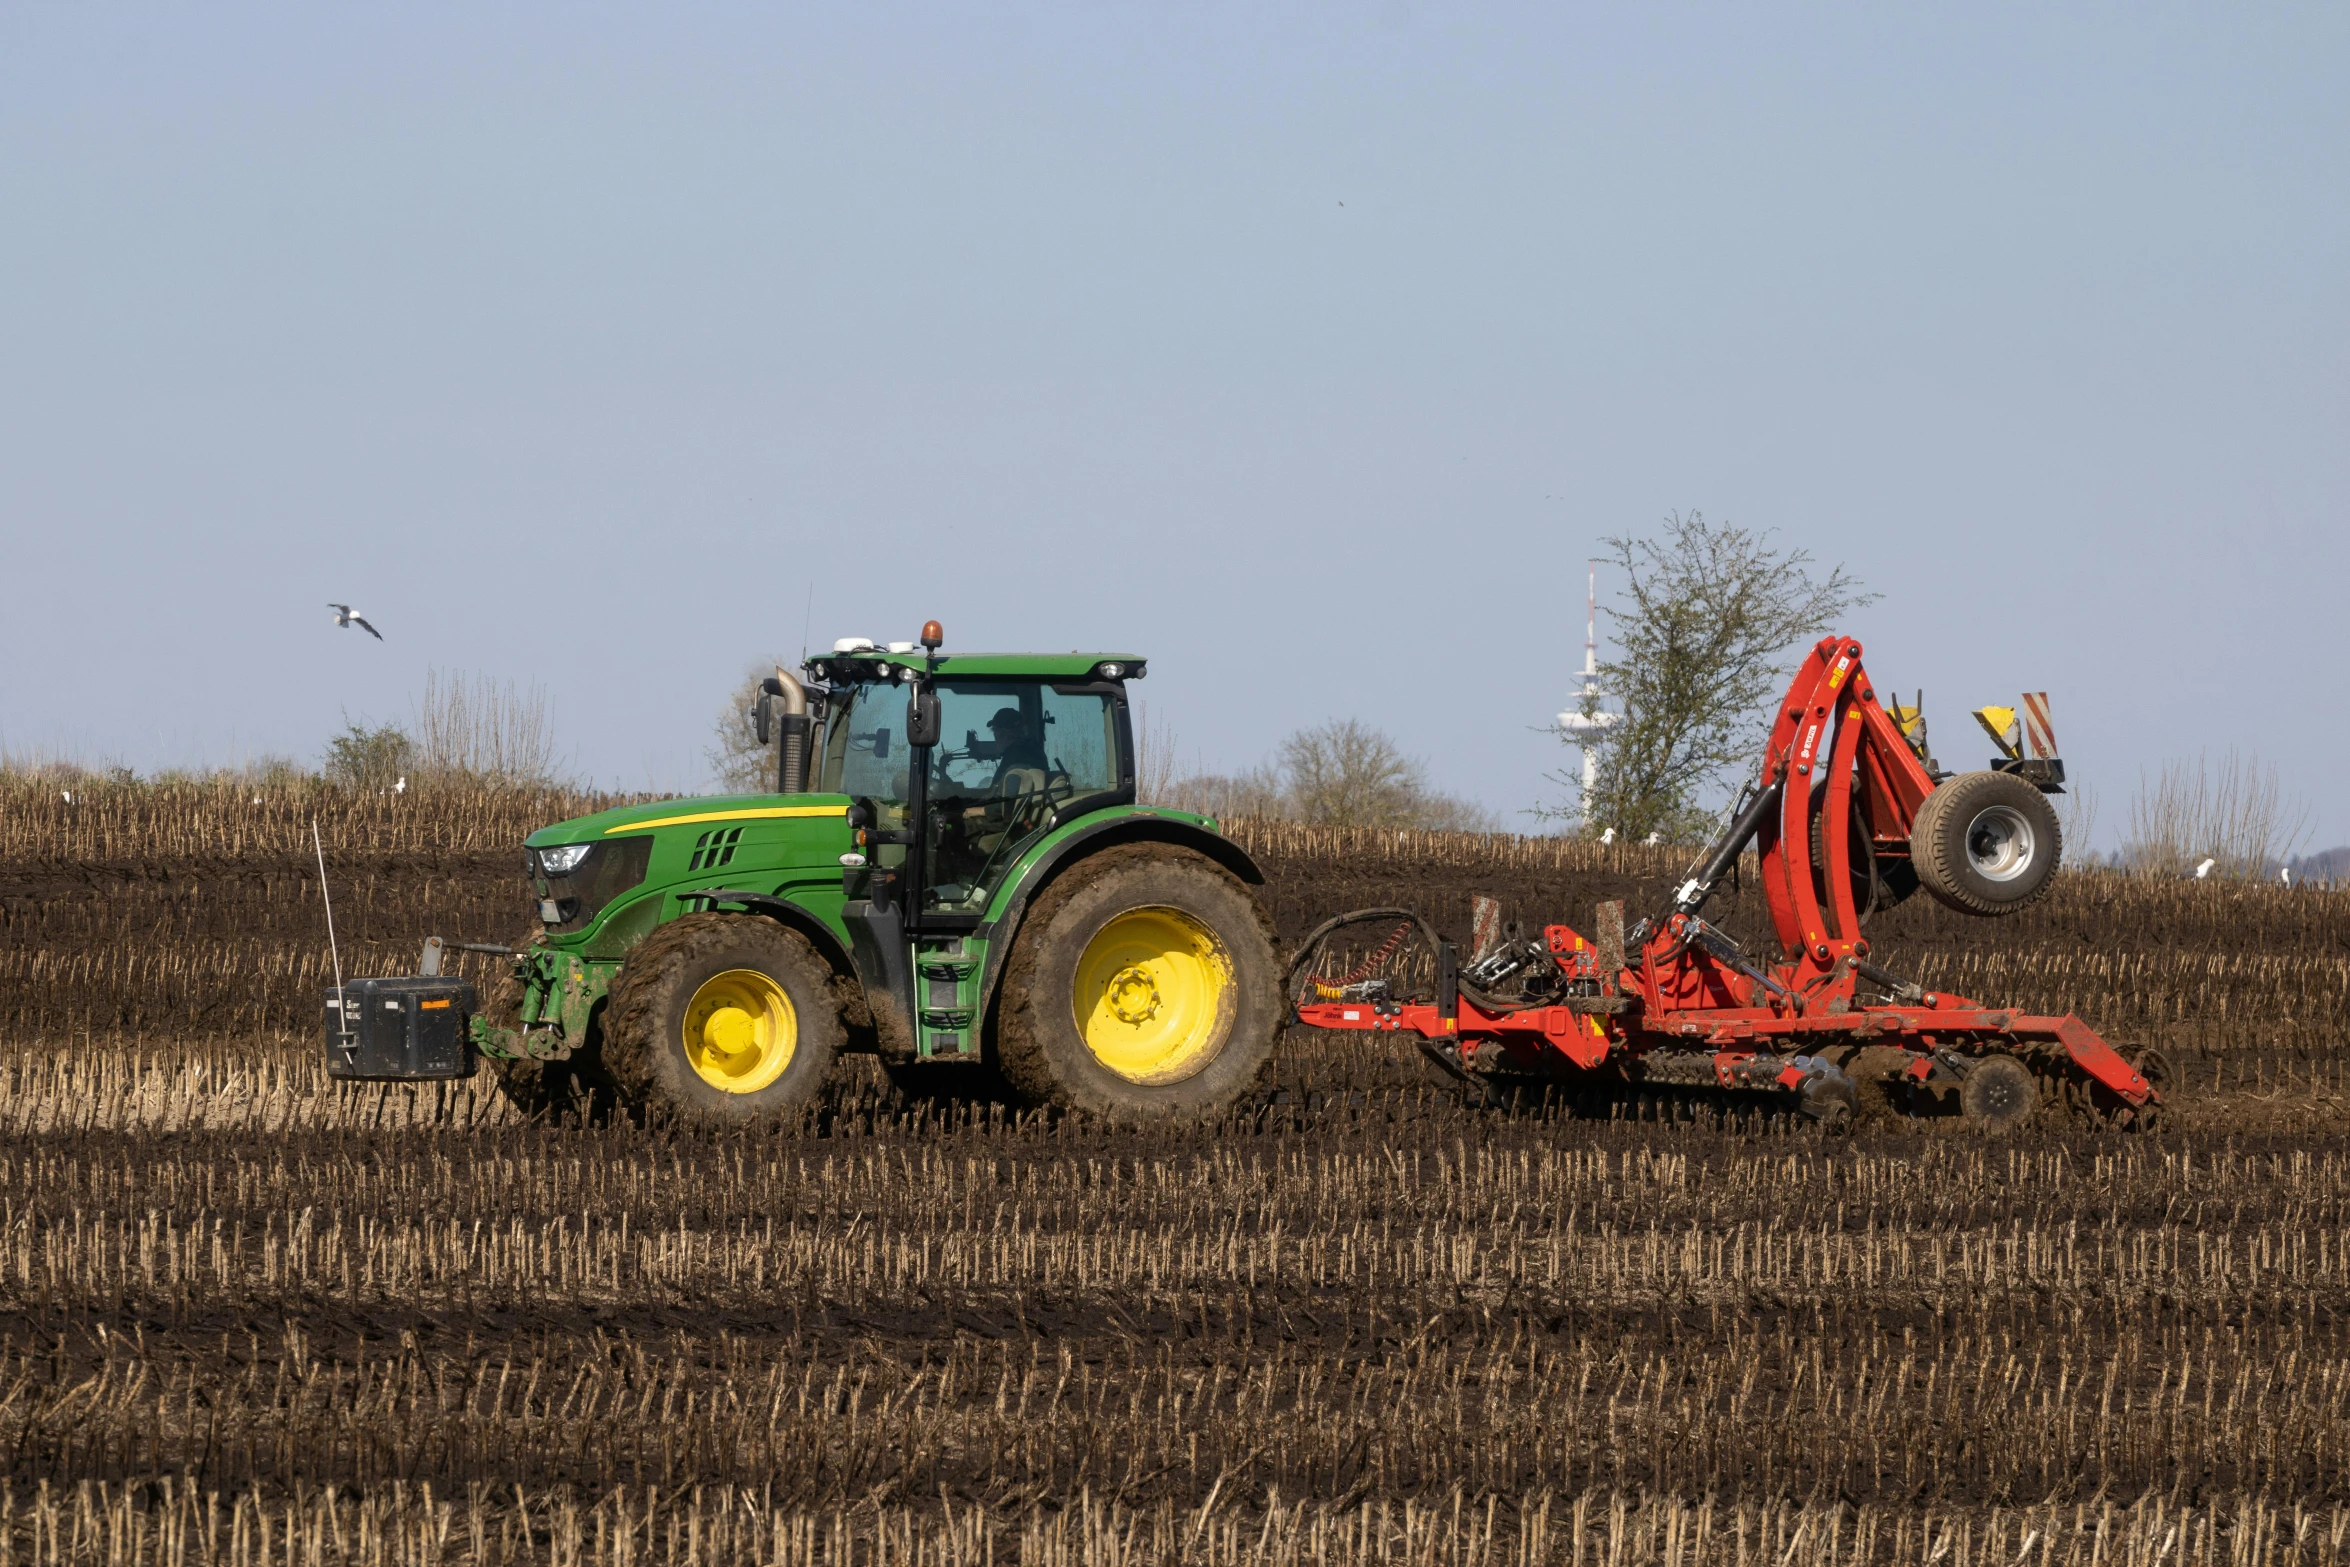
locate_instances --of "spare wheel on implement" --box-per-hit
[1910,770,2062,916]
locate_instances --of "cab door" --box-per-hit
[835,675,1133,1063]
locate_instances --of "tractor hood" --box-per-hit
[524,794,850,849]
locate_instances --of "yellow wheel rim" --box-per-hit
[681,968,797,1094]
[1072,907,1233,1084]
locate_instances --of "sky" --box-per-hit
[3,3,2344,849]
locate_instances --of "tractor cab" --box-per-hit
[800,627,1177,1071]
[812,651,1139,919]
[813,653,1132,920]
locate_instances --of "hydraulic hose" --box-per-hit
[1284,908,1589,1018]
[1673,781,1784,918]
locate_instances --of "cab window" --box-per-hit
[924,681,1121,910]
[820,679,908,802]
[816,675,1124,911]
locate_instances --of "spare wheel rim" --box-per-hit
[1965,804,2036,883]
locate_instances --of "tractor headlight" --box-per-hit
[538,844,593,876]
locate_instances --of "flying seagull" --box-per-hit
[328,604,382,640]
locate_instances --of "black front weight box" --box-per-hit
[323,976,480,1081]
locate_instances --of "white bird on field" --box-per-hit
[328,604,383,640]
[2194,857,2217,879]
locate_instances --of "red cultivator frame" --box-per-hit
[1294,636,2167,1131]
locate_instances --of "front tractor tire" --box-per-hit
[602,914,843,1129]
[996,843,1280,1123]
[1909,770,2062,917]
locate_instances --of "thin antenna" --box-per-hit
[799,582,815,664]
[314,819,350,1040]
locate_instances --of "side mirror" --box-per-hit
[751,693,773,746]
[905,689,942,747]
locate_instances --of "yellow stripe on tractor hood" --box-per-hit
[604,804,848,835]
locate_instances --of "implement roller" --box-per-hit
[1294,636,2168,1132]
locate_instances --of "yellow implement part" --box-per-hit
[1972,705,2022,759]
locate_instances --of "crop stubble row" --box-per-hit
[0,1035,2342,1558]
[1,784,2347,1561]
[3,785,2345,1068]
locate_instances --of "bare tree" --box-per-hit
[1549,512,1875,843]
[1281,719,1425,826]
[2059,778,2101,863]
[2120,750,2311,879]
[1156,765,1291,822]
[1133,701,1184,807]
[1155,717,1496,831]
[708,661,788,794]
[410,670,567,787]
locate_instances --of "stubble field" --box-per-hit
[0,780,2346,1564]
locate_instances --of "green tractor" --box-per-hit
[326,623,1283,1126]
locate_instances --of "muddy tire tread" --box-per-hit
[602,913,843,1130]
[996,842,1280,1122]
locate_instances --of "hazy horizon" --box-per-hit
[4,4,2343,851]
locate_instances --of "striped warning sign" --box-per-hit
[1470,895,1502,962]
[2021,692,2056,758]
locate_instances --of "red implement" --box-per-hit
[1294,636,2158,1121]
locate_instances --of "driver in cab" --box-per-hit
[958,708,1047,818]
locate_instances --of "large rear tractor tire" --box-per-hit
[1910,771,2061,917]
[996,843,1281,1122]
[602,914,843,1129]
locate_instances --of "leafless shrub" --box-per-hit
[1155,765,1290,820]
[409,669,569,788]
[1157,719,1498,831]
[2058,777,2100,858]
[2121,749,2311,879]
[1134,700,1185,807]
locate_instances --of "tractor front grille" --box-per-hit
[540,837,655,933]
[688,826,746,874]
